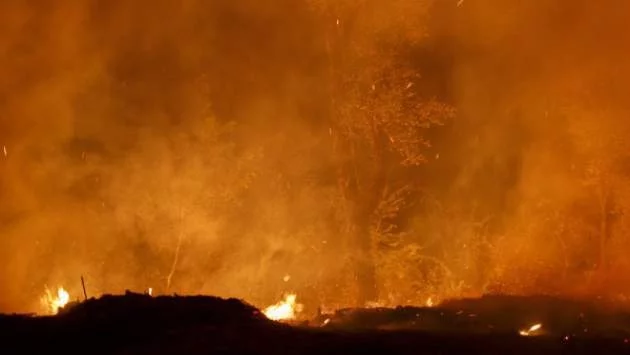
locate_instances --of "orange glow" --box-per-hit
[1,1,630,316]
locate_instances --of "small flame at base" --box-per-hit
[41,287,70,315]
[263,294,302,321]
[519,323,543,336]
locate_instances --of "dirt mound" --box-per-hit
[57,291,267,326]
[0,292,273,354]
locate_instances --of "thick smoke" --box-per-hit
[428,0,630,296]
[1,0,629,313]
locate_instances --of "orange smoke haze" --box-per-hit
[1,0,629,313]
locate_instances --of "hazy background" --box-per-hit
[1,0,629,313]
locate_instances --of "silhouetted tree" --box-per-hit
[308,0,454,305]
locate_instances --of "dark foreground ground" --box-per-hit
[1,293,630,354]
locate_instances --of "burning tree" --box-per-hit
[308,0,454,305]
[561,104,630,295]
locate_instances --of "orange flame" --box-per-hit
[263,294,302,321]
[41,287,70,315]
[519,323,543,336]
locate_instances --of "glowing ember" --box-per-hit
[426,297,434,307]
[41,287,70,315]
[263,294,302,321]
[365,301,385,308]
[519,323,543,336]
[148,287,153,296]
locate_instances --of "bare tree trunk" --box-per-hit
[351,130,387,306]
[354,216,377,305]
[598,184,611,271]
[323,7,383,306]
[166,207,184,291]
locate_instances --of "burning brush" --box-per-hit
[40,286,70,315]
[263,293,303,321]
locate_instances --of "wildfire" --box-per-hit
[41,287,70,315]
[519,323,543,336]
[263,293,302,321]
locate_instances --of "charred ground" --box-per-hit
[2,293,630,354]
[3,0,630,314]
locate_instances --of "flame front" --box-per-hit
[263,294,301,321]
[41,287,70,315]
